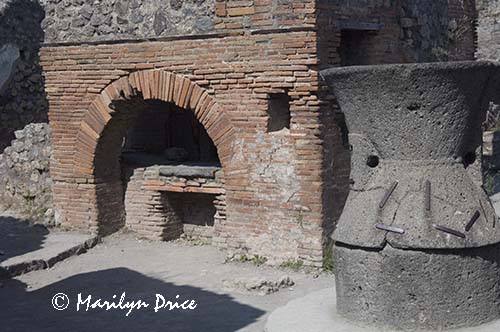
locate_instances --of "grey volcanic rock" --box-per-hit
[321,62,498,161]
[0,0,47,152]
[39,0,216,43]
[322,62,500,331]
[0,44,19,94]
[477,0,500,61]
[159,165,220,178]
[321,62,500,250]
[333,244,500,331]
[0,123,53,225]
[222,275,294,296]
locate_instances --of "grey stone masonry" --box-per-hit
[0,123,53,225]
[39,0,215,43]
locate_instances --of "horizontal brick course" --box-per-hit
[43,29,343,266]
[38,0,473,266]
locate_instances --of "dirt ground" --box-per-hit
[0,229,332,332]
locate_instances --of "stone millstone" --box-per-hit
[321,61,500,250]
[334,244,500,331]
[321,61,500,330]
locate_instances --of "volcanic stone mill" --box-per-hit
[322,61,500,331]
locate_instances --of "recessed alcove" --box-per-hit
[119,99,224,242]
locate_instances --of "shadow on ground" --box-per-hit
[0,267,265,332]
[0,215,48,264]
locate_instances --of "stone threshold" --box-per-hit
[0,233,99,279]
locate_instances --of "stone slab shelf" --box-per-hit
[142,183,224,195]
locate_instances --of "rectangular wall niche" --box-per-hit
[122,100,220,164]
[267,93,291,133]
[167,192,216,227]
[121,99,224,243]
[339,29,378,66]
[165,192,217,241]
[124,166,223,243]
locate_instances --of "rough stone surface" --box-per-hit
[0,213,99,279]
[333,243,500,331]
[159,164,220,178]
[399,0,476,62]
[0,123,53,225]
[39,0,215,43]
[222,275,294,296]
[477,0,500,61]
[318,0,476,66]
[323,61,500,331]
[0,0,48,152]
[321,62,500,249]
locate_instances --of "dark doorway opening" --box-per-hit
[339,29,378,66]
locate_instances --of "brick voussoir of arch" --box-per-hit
[73,69,234,178]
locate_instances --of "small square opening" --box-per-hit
[267,93,291,133]
[167,192,216,227]
[339,29,377,66]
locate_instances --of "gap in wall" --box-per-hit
[339,29,378,66]
[122,99,220,166]
[267,93,291,133]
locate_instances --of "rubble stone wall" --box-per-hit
[317,0,476,67]
[0,0,47,152]
[40,0,216,43]
[477,1,500,197]
[0,123,54,224]
[477,0,500,61]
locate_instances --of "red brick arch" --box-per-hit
[74,69,235,178]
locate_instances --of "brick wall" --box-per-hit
[123,164,225,242]
[317,0,476,67]
[123,164,225,241]
[40,0,477,266]
[42,31,334,266]
[214,0,316,31]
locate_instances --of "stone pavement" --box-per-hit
[265,288,500,332]
[0,213,98,279]
[0,231,331,332]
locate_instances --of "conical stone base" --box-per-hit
[334,243,500,331]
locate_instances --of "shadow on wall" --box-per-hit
[319,98,351,269]
[0,0,47,153]
[92,97,148,235]
[0,267,265,332]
